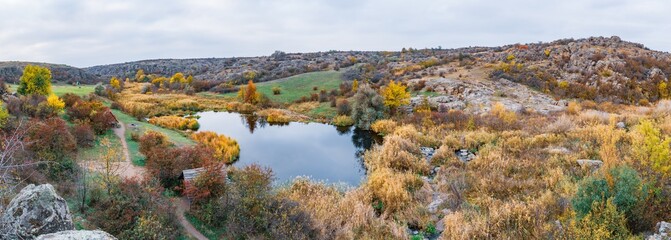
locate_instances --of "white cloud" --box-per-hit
[0,0,667,67]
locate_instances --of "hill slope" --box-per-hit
[0,62,102,84]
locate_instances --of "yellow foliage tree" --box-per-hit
[110,77,121,90]
[46,94,65,113]
[381,81,410,114]
[170,72,185,84]
[135,69,145,82]
[659,82,669,99]
[17,65,52,96]
[0,102,9,128]
[352,79,359,93]
[632,119,671,178]
[191,131,240,163]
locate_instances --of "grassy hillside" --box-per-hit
[221,70,343,103]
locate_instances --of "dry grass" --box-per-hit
[370,119,398,136]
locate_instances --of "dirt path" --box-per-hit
[176,197,209,240]
[117,121,209,240]
[112,123,145,179]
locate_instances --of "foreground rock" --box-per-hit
[36,230,117,240]
[647,221,671,240]
[0,184,73,239]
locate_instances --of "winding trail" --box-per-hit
[176,197,209,240]
[112,123,145,179]
[114,122,209,240]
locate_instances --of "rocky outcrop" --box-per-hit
[647,221,671,240]
[36,230,117,240]
[0,184,73,239]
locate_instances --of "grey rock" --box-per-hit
[576,159,603,168]
[647,221,671,240]
[427,193,448,214]
[1,184,74,239]
[37,230,117,240]
[420,147,436,161]
[455,149,476,162]
[616,121,626,129]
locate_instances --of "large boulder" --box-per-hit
[647,221,671,240]
[0,184,74,239]
[36,230,117,240]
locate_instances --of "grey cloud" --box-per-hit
[0,0,667,67]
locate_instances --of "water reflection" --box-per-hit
[196,111,381,186]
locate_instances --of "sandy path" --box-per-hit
[176,197,209,240]
[112,123,146,179]
[82,117,208,239]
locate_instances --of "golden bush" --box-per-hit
[364,135,428,174]
[370,119,398,136]
[491,102,517,124]
[331,115,354,127]
[366,168,414,215]
[566,101,582,115]
[191,131,240,163]
[148,115,199,131]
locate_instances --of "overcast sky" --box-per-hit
[0,0,668,67]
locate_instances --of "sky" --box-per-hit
[0,0,668,67]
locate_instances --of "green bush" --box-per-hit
[572,165,647,230]
[351,84,384,130]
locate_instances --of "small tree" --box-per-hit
[0,103,9,128]
[238,80,260,104]
[351,84,384,129]
[381,80,410,115]
[632,120,671,178]
[135,69,145,82]
[170,72,185,85]
[352,79,359,93]
[110,77,121,90]
[17,65,52,96]
[96,138,121,195]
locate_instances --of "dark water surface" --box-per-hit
[196,111,380,186]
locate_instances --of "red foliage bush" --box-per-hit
[71,123,95,147]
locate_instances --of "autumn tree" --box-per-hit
[135,69,145,82]
[139,131,171,156]
[351,84,385,129]
[0,102,9,128]
[17,65,52,96]
[381,80,410,115]
[170,72,185,85]
[238,80,261,104]
[110,77,121,90]
[352,79,359,92]
[26,118,77,178]
[632,120,671,178]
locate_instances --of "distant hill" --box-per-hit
[2,36,670,104]
[83,51,378,84]
[0,62,102,84]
